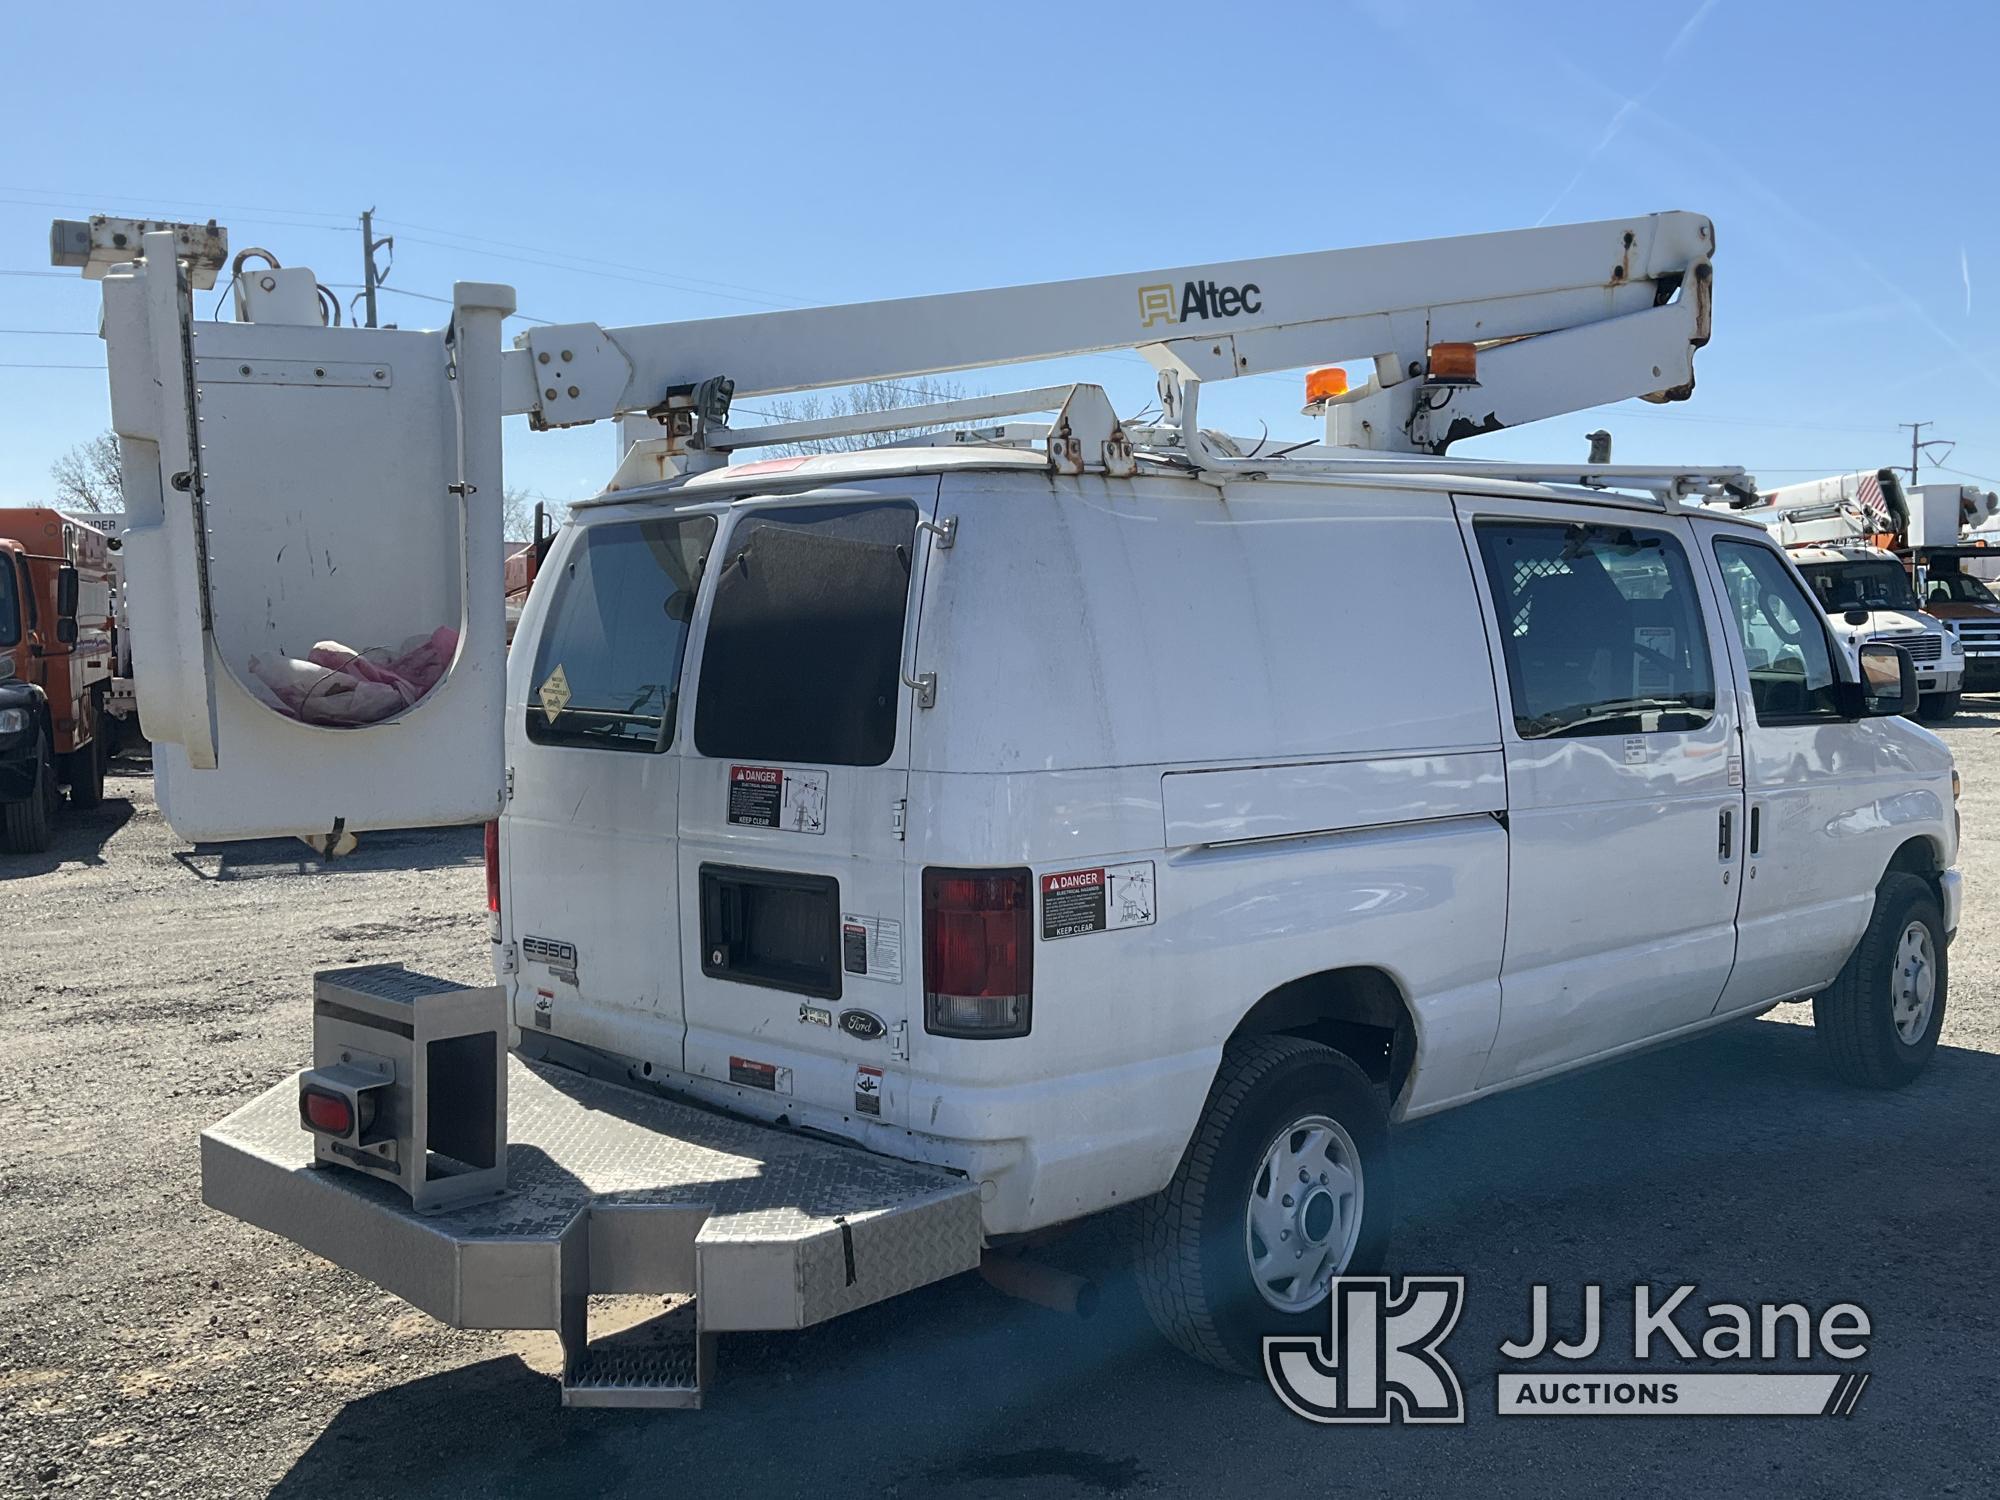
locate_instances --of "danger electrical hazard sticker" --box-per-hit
[1040,861,1157,940]
[727,765,829,834]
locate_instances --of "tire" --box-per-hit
[68,728,105,811]
[1918,692,1962,722]
[1813,874,1946,1088]
[0,732,58,855]
[1133,1036,1392,1376]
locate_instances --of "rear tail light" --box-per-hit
[484,819,501,914]
[923,867,1033,1038]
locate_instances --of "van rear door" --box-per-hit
[505,507,718,1066]
[675,482,940,1129]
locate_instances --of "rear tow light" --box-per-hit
[298,1068,383,1143]
[922,867,1033,1038]
[484,820,501,914]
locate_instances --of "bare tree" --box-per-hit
[755,379,971,456]
[51,431,123,512]
[501,487,569,543]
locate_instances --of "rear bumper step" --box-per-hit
[201,1053,983,1407]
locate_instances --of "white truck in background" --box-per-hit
[55,210,1959,1411]
[1722,469,1966,718]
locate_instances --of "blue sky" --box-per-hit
[3,0,1997,510]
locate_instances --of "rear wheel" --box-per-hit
[1918,692,1962,722]
[67,722,105,810]
[1134,1036,1392,1376]
[1,732,58,855]
[1813,874,1946,1087]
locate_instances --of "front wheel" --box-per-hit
[1134,1036,1392,1376]
[0,733,58,855]
[1918,692,1962,722]
[1813,874,1946,1087]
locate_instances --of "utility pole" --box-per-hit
[1899,420,1955,486]
[358,208,393,328]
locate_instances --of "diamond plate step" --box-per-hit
[562,1311,707,1410]
[201,1046,986,1407]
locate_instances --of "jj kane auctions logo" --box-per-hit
[1266,1279,1873,1423]
[1138,277,1263,328]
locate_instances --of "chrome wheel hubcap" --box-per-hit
[1891,920,1937,1045]
[1245,1114,1363,1313]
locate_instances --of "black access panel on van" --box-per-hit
[699,864,844,1000]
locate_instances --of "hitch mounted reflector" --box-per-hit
[923,867,1033,1038]
[484,820,501,914]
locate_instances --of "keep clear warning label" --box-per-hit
[728,765,828,834]
[1040,861,1157,940]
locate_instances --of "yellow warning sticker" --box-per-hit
[539,664,572,722]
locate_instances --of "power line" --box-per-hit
[0,328,94,336]
[0,361,104,369]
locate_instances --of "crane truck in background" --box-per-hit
[50,209,1964,1411]
[0,507,116,852]
[1726,469,1968,718]
[1900,483,2000,695]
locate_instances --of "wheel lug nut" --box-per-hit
[1280,1229,1290,1240]
[1319,1173,1328,1184]
[1282,1194,1293,1207]
[1299,1169,1310,1182]
[1295,1248,1304,1259]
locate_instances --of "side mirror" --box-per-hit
[55,564,79,644]
[1856,641,1919,717]
[1842,607,1870,627]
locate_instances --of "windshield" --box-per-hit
[1797,559,1920,614]
[1924,572,2000,606]
[0,556,16,648]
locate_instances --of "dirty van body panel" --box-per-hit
[904,473,1509,1230]
[504,507,721,1066]
[675,481,941,1132]
[1455,495,1748,1086]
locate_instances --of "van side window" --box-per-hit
[525,514,717,754]
[1712,539,1842,722]
[694,500,918,768]
[1475,520,1716,739]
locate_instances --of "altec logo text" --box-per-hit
[1138,279,1263,328]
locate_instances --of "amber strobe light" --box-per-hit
[1304,367,1349,405]
[923,867,1033,1038]
[1426,341,1479,385]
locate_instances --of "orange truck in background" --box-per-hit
[0,508,116,853]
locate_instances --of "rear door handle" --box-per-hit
[1749,805,1761,856]
[1718,807,1733,860]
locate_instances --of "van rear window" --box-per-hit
[694,500,918,768]
[525,515,716,753]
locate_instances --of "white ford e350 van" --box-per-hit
[498,442,1960,1374]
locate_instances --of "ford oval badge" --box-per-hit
[839,1009,886,1042]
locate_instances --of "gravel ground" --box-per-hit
[4,727,1999,1498]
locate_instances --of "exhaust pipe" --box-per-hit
[979,1253,1099,1319]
